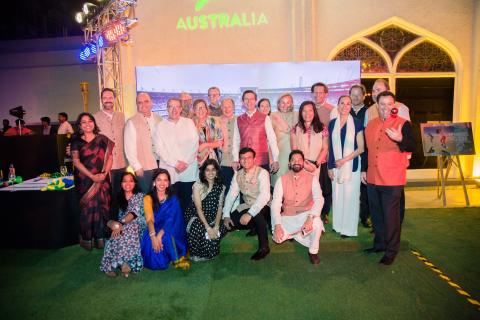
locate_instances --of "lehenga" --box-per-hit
[100,193,146,273]
[140,195,189,270]
[184,182,226,261]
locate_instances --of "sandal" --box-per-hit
[121,263,131,278]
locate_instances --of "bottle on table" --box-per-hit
[8,164,15,183]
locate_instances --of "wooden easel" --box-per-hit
[436,155,470,207]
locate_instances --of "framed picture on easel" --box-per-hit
[420,122,475,207]
[420,122,475,156]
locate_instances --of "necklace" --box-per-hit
[157,193,167,204]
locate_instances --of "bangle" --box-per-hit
[149,231,155,237]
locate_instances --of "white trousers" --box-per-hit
[331,168,360,236]
[273,211,324,254]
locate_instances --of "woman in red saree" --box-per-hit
[71,112,114,251]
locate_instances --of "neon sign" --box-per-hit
[177,1,269,31]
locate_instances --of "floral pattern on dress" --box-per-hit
[100,193,146,273]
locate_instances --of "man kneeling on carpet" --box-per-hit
[222,147,271,260]
[271,150,324,264]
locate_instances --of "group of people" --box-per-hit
[0,112,75,136]
[69,80,414,277]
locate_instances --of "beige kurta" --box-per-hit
[270,111,298,185]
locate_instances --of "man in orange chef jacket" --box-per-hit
[361,91,415,266]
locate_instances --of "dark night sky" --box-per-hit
[1,0,86,40]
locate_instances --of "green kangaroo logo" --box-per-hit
[195,0,212,12]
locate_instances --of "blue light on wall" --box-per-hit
[79,43,97,61]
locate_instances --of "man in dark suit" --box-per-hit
[349,84,371,228]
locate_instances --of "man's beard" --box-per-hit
[291,164,303,173]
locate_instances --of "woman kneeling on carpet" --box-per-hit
[184,159,227,261]
[100,172,146,277]
[141,169,190,270]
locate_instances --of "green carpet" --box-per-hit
[0,208,479,320]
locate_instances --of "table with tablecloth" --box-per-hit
[0,177,79,249]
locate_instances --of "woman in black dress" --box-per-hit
[184,159,227,261]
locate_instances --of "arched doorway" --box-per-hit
[329,20,459,170]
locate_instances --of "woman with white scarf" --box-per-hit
[327,95,364,237]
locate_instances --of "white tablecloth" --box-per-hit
[0,176,73,192]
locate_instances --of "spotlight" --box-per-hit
[75,12,84,24]
[83,2,98,15]
[79,43,97,61]
[97,35,105,48]
[125,18,138,28]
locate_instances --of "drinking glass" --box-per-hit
[60,165,68,176]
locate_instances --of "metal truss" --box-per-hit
[82,0,137,112]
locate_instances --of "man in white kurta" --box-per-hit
[124,92,162,193]
[153,98,199,210]
[271,150,324,264]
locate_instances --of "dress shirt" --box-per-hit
[57,121,74,134]
[231,109,279,162]
[124,113,157,171]
[352,104,365,115]
[42,126,52,135]
[222,167,270,218]
[270,174,323,226]
[153,117,199,184]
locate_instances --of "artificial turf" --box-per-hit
[0,208,478,320]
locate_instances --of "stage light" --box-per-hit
[97,35,105,48]
[79,43,97,61]
[83,2,98,15]
[75,12,84,24]
[126,18,138,28]
[102,20,129,43]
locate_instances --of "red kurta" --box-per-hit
[365,117,409,186]
[237,111,269,166]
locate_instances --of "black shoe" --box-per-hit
[379,256,395,266]
[251,247,270,260]
[341,235,350,239]
[361,219,372,228]
[246,229,257,237]
[364,247,385,254]
[308,253,320,265]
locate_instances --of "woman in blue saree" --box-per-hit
[141,168,190,270]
